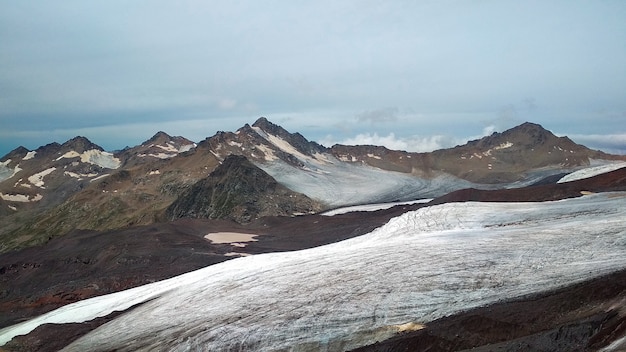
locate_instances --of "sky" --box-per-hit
[1,1,625,157]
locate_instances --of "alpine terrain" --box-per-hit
[1,118,626,351]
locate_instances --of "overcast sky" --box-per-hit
[1,1,625,156]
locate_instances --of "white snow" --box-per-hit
[253,144,278,161]
[179,143,196,153]
[494,141,513,150]
[27,167,56,188]
[0,193,43,202]
[469,142,514,159]
[57,150,121,169]
[2,193,626,350]
[22,151,37,160]
[138,152,177,159]
[138,142,196,159]
[89,174,110,182]
[0,160,22,182]
[257,159,475,207]
[251,126,327,164]
[321,199,432,216]
[64,171,99,180]
[148,170,160,175]
[558,162,626,183]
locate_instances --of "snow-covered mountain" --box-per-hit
[1,118,624,253]
[2,192,625,351]
[0,137,120,212]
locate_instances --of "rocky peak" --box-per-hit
[33,142,62,158]
[166,154,322,223]
[251,117,326,157]
[145,131,173,145]
[1,146,29,162]
[61,136,103,153]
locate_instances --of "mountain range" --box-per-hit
[1,117,623,252]
[1,118,626,351]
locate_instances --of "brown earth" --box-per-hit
[352,269,626,352]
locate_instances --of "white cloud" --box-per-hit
[566,133,626,154]
[321,133,467,153]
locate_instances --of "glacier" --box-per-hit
[1,193,626,351]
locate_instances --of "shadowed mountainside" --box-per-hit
[166,154,322,223]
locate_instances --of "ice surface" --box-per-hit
[0,160,22,183]
[321,199,432,216]
[57,150,121,169]
[558,162,626,183]
[1,193,626,350]
[257,159,475,207]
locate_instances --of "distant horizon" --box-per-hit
[1,117,625,158]
[2,2,625,156]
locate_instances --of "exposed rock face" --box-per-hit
[166,155,322,223]
[331,122,625,183]
[2,119,625,254]
[116,131,196,167]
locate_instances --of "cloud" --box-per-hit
[566,133,626,154]
[321,132,466,153]
[356,107,399,123]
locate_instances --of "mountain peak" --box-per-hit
[251,117,285,135]
[145,131,172,144]
[1,146,29,161]
[61,136,103,153]
[252,116,272,128]
[166,154,321,223]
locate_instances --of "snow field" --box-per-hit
[558,161,626,183]
[1,193,626,351]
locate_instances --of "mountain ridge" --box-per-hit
[1,118,625,253]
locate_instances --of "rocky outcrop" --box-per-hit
[166,155,322,223]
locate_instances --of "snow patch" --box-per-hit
[28,167,56,188]
[0,193,43,202]
[494,142,513,150]
[322,199,432,216]
[253,144,278,161]
[558,162,626,183]
[90,174,110,182]
[251,126,326,164]
[138,152,177,159]
[23,151,37,160]
[367,153,382,160]
[64,171,99,180]
[57,150,121,169]
[0,160,22,182]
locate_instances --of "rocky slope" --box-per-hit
[1,118,625,253]
[166,154,322,223]
[330,122,623,183]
